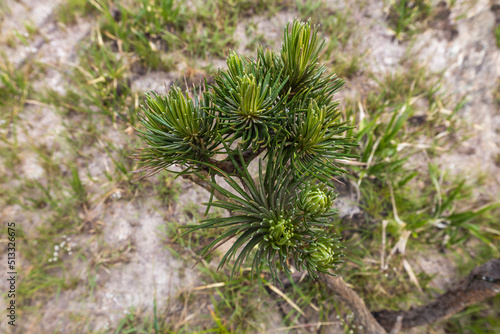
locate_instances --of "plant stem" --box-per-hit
[373,258,500,331]
[318,273,387,334]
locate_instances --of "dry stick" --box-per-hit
[388,316,403,334]
[318,259,500,333]
[373,258,500,331]
[318,274,388,334]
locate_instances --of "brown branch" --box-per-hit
[206,145,266,174]
[319,259,500,333]
[318,274,388,334]
[201,145,265,194]
[373,258,500,331]
[181,173,230,203]
[388,315,403,334]
[132,143,266,183]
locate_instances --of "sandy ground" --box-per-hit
[0,0,499,333]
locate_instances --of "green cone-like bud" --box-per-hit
[135,87,219,176]
[301,237,343,278]
[262,216,296,248]
[297,184,335,215]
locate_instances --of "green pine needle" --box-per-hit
[134,87,219,177]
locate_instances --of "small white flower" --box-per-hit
[111,191,122,199]
[68,251,72,255]
[54,245,59,250]
[48,258,52,262]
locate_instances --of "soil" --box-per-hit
[1,0,499,333]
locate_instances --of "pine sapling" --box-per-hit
[134,19,356,284]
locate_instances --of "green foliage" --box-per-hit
[46,43,137,123]
[387,0,432,40]
[202,269,270,332]
[87,0,287,64]
[135,20,354,283]
[495,80,500,107]
[284,99,355,182]
[296,0,361,79]
[281,20,323,94]
[281,20,344,100]
[57,0,96,25]
[345,62,455,185]
[114,306,166,334]
[135,87,220,177]
[341,60,499,252]
[495,24,500,48]
[0,56,32,141]
[297,183,336,216]
[184,146,344,282]
[92,0,184,69]
[3,160,84,310]
[211,51,287,150]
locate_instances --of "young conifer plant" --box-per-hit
[134,20,356,284]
